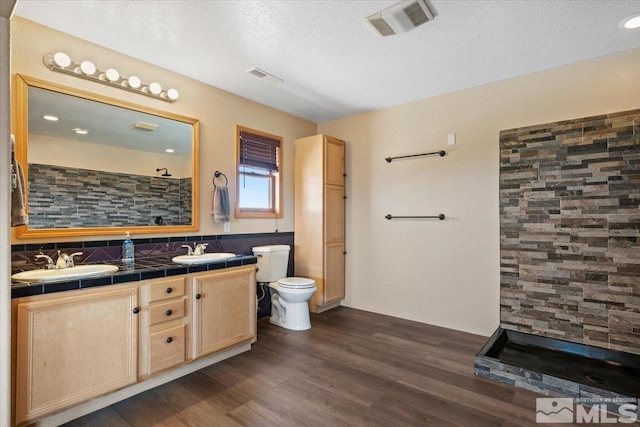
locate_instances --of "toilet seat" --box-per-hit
[277,277,316,289]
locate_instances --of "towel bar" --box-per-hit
[213,171,228,187]
[385,214,445,220]
[385,150,445,163]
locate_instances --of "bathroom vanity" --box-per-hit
[11,263,256,426]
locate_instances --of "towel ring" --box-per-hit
[213,171,228,188]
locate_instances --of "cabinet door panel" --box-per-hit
[324,185,345,244]
[15,286,138,424]
[191,266,256,359]
[324,137,344,186]
[324,243,345,304]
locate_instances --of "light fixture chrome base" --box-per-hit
[43,53,179,103]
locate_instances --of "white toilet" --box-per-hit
[252,245,316,331]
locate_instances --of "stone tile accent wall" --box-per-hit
[28,164,192,228]
[500,109,640,354]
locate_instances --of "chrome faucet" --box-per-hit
[51,250,84,269]
[194,243,208,255]
[56,251,69,269]
[35,254,55,270]
[181,242,208,256]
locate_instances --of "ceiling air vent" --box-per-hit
[130,121,158,131]
[366,0,435,37]
[247,67,283,85]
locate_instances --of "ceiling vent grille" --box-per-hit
[366,0,435,37]
[247,67,283,85]
[130,121,158,131]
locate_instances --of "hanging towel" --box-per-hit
[11,134,29,227]
[212,184,230,223]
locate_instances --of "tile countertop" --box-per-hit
[11,254,257,299]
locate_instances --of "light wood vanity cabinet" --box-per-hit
[13,284,139,426]
[294,134,346,313]
[12,265,257,426]
[190,265,257,359]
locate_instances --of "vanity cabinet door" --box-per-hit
[190,265,256,360]
[14,285,139,425]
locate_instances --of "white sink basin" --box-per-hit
[11,264,119,283]
[172,253,236,265]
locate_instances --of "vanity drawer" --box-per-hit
[148,324,186,375]
[149,278,185,303]
[149,299,185,326]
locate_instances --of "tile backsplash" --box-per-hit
[12,231,294,277]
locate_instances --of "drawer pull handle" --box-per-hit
[132,307,140,314]
[166,287,173,294]
[195,293,202,300]
[165,309,173,316]
[166,337,173,344]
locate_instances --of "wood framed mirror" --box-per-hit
[12,74,200,238]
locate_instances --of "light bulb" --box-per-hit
[149,82,162,95]
[52,52,71,68]
[80,61,96,76]
[167,88,179,100]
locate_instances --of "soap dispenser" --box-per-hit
[122,231,135,267]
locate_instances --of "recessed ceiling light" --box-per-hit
[43,115,59,121]
[619,12,640,29]
[165,148,174,153]
[73,128,89,135]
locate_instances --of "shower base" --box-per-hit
[474,328,640,403]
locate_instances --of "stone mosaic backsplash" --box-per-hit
[499,108,640,355]
[11,231,294,277]
[28,164,192,228]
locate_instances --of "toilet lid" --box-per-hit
[277,277,316,289]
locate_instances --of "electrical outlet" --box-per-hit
[223,221,230,233]
[447,133,456,145]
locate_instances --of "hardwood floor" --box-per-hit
[63,307,559,427]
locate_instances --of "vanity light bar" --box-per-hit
[43,52,179,103]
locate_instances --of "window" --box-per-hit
[235,126,283,218]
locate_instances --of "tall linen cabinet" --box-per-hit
[294,134,345,313]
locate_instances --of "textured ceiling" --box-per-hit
[13,0,640,123]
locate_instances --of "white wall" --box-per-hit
[29,134,191,178]
[319,48,640,337]
[11,17,317,244]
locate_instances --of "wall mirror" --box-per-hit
[13,74,200,238]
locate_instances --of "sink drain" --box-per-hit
[585,374,607,385]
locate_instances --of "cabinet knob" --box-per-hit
[166,287,173,294]
[343,251,347,255]
[165,309,173,316]
[132,307,140,314]
[166,337,173,344]
[195,293,202,300]
[343,196,347,199]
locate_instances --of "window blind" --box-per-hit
[239,131,280,171]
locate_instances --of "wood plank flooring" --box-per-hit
[63,307,562,427]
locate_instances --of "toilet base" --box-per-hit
[269,302,312,331]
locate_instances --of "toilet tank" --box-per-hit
[252,245,290,282]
